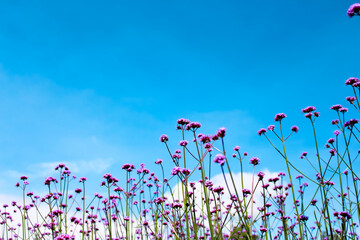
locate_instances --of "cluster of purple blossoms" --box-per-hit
[274,113,287,122]
[345,77,359,85]
[185,122,201,131]
[213,154,226,166]
[250,157,260,166]
[160,134,169,143]
[348,4,360,17]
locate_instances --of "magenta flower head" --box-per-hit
[267,125,275,131]
[20,176,28,181]
[257,171,265,180]
[305,112,312,119]
[302,106,316,113]
[330,104,342,111]
[291,126,299,133]
[348,4,360,17]
[300,152,307,159]
[155,159,162,165]
[250,157,260,166]
[217,127,226,138]
[177,118,190,126]
[334,130,340,136]
[234,146,240,151]
[213,154,226,166]
[185,122,201,131]
[160,134,169,143]
[332,119,339,125]
[346,96,356,104]
[345,77,359,85]
[274,113,287,122]
[257,128,267,136]
[79,177,87,183]
[179,140,188,147]
[339,107,348,113]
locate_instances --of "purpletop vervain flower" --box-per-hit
[348,4,360,17]
[302,106,316,113]
[345,77,359,85]
[346,96,356,104]
[250,157,260,166]
[291,126,299,133]
[179,140,188,147]
[274,113,287,122]
[160,134,169,143]
[213,154,226,166]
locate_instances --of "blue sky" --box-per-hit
[0,1,359,196]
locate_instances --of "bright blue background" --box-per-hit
[0,1,359,195]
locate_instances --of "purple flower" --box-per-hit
[257,171,265,180]
[302,106,316,113]
[177,118,190,126]
[330,104,342,111]
[79,177,87,183]
[267,125,275,131]
[75,188,82,193]
[234,146,240,151]
[181,168,191,175]
[250,157,260,166]
[348,4,360,17]
[345,77,359,85]
[217,127,226,138]
[200,135,211,144]
[346,96,356,104]
[257,128,267,136]
[274,113,287,122]
[179,140,188,147]
[344,118,359,127]
[291,126,299,133]
[171,167,182,176]
[213,154,226,166]
[20,176,28,181]
[185,122,201,131]
[155,159,162,164]
[160,134,169,143]
[339,107,348,113]
[332,119,339,125]
[300,152,307,159]
[334,130,340,136]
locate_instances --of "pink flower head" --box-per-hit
[346,96,356,104]
[348,4,360,17]
[339,108,348,113]
[330,104,342,111]
[216,127,226,138]
[213,154,226,166]
[274,113,287,122]
[257,128,267,136]
[331,119,339,125]
[79,177,87,183]
[200,135,211,144]
[155,159,162,164]
[302,106,316,113]
[179,140,188,147]
[250,157,260,166]
[185,122,201,131]
[267,125,275,131]
[234,146,240,151]
[20,176,28,181]
[345,77,359,85]
[177,118,190,126]
[291,126,299,133]
[160,134,169,143]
